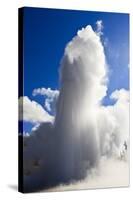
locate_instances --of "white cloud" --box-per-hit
[96,20,103,36]
[19,131,30,137]
[19,96,54,124]
[33,87,59,112]
[110,88,129,102]
[23,131,30,137]
[97,89,129,158]
[33,87,59,97]
[31,123,40,132]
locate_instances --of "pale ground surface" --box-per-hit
[46,158,129,192]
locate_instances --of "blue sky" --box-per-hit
[21,7,129,134]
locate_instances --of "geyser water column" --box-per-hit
[54,25,107,182]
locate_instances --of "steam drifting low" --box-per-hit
[22,25,129,192]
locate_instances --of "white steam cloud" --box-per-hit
[19,96,54,124]
[33,87,59,112]
[96,20,103,36]
[22,25,129,192]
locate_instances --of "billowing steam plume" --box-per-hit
[22,25,129,192]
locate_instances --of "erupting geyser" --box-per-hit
[23,25,129,192]
[54,25,107,181]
